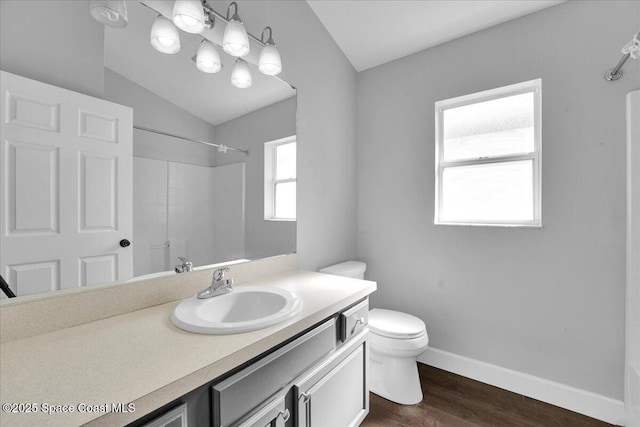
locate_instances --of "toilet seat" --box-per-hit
[369,308,426,339]
[369,330,428,354]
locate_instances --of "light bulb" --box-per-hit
[223,20,250,57]
[231,58,252,88]
[259,43,281,76]
[90,0,128,28]
[196,41,221,74]
[173,0,205,34]
[150,16,181,54]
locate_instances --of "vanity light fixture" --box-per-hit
[231,58,252,88]
[93,1,283,87]
[89,0,128,28]
[172,0,207,34]
[196,41,222,74]
[222,2,250,57]
[258,27,282,76]
[150,15,181,54]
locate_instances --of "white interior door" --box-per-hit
[0,71,133,297]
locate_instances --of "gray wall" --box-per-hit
[357,0,640,400]
[215,97,297,260]
[104,69,217,167]
[237,1,358,270]
[0,0,105,98]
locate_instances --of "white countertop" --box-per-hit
[0,270,376,427]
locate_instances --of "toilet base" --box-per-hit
[369,349,423,405]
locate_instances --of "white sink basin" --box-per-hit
[171,286,302,334]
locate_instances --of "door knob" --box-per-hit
[119,239,131,248]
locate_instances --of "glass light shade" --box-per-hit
[223,19,250,57]
[150,16,181,54]
[90,0,128,28]
[231,59,252,88]
[259,44,282,76]
[172,0,205,34]
[196,41,221,73]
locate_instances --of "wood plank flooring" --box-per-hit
[362,364,615,427]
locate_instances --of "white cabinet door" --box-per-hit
[294,330,369,427]
[0,71,133,296]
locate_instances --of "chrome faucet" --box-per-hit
[197,267,234,299]
[175,257,193,273]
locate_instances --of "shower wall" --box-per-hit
[133,157,245,277]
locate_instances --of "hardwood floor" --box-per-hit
[361,364,614,427]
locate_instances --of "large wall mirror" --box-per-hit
[0,0,297,300]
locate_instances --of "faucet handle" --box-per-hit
[175,257,193,273]
[212,267,230,282]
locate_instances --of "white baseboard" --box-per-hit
[418,347,626,426]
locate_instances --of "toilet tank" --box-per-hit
[319,261,367,280]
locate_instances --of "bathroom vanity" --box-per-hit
[0,267,376,427]
[135,298,370,427]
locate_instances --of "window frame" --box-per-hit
[264,135,296,221]
[434,78,542,227]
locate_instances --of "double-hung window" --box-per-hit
[264,136,296,221]
[434,79,542,226]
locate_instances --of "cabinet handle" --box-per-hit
[276,408,290,422]
[352,317,365,334]
[298,392,310,403]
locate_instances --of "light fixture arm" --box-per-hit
[226,1,239,21]
[202,1,215,29]
[198,2,268,47]
[261,27,275,45]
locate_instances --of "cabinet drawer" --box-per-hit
[340,300,368,342]
[212,319,336,427]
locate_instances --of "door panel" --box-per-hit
[79,254,118,286]
[5,92,60,132]
[7,260,60,295]
[79,153,117,231]
[78,110,119,143]
[294,330,369,427]
[6,140,59,234]
[0,70,133,296]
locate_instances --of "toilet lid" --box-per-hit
[368,309,426,339]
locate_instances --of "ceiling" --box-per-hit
[307,0,566,72]
[104,1,295,126]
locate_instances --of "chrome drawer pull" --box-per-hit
[351,317,365,334]
[276,408,290,422]
[298,392,311,403]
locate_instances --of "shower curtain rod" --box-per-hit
[133,125,250,156]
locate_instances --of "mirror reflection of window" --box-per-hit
[265,137,297,221]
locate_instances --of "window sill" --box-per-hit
[434,221,542,228]
[264,218,297,222]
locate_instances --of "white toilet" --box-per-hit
[319,261,428,405]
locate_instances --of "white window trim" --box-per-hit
[264,135,296,221]
[434,78,542,227]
